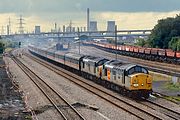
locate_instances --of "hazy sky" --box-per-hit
[0,0,180,33]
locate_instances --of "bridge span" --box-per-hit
[2,29,151,39]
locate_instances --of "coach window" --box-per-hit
[122,70,125,84]
[83,62,85,68]
[88,64,90,71]
[118,71,121,79]
[112,70,116,75]
[112,70,116,80]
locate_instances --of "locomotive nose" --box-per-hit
[131,73,152,90]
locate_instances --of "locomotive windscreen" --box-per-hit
[127,66,148,75]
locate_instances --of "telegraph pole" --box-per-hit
[87,8,90,32]
[77,27,80,54]
[115,25,117,60]
[69,20,72,33]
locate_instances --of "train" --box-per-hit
[28,45,153,99]
[83,41,180,64]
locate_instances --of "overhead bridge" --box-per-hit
[2,29,151,39]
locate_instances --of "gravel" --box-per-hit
[4,50,61,120]
[0,58,26,120]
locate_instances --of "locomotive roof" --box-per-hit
[104,60,138,70]
[55,50,68,55]
[65,52,84,60]
[83,56,107,63]
[83,56,109,66]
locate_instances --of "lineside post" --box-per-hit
[77,27,80,54]
[115,25,117,60]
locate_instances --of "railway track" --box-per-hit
[10,54,85,120]
[152,92,180,103]
[24,52,177,120]
[140,99,180,120]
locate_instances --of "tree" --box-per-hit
[169,37,180,51]
[135,38,146,47]
[148,15,180,49]
[0,41,5,54]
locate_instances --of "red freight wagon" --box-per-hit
[166,50,175,57]
[121,46,126,51]
[129,47,134,52]
[125,46,130,52]
[158,49,166,56]
[139,48,145,53]
[113,45,116,49]
[176,51,180,58]
[134,47,139,53]
[107,44,112,49]
[151,48,158,55]
[104,44,108,48]
[110,44,114,49]
[108,44,113,49]
[118,46,122,50]
[145,48,151,54]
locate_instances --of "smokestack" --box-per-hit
[55,22,57,32]
[63,25,65,32]
[87,8,90,32]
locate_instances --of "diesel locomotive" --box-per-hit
[28,45,152,99]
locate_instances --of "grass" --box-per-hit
[164,82,180,91]
[25,115,32,120]
[5,48,13,52]
[149,71,172,81]
[164,96,180,103]
[163,82,180,103]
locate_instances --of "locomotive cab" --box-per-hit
[126,65,152,98]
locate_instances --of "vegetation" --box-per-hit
[165,82,180,91]
[148,15,180,50]
[135,38,147,47]
[0,37,5,54]
[107,38,124,45]
[0,37,21,54]
[164,96,180,103]
[168,37,180,51]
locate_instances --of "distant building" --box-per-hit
[89,21,98,31]
[63,25,66,32]
[66,26,71,33]
[107,21,115,31]
[72,27,76,32]
[107,21,115,35]
[35,26,41,34]
[87,8,90,32]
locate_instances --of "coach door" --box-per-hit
[122,70,125,85]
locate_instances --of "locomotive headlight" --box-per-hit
[133,84,139,87]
